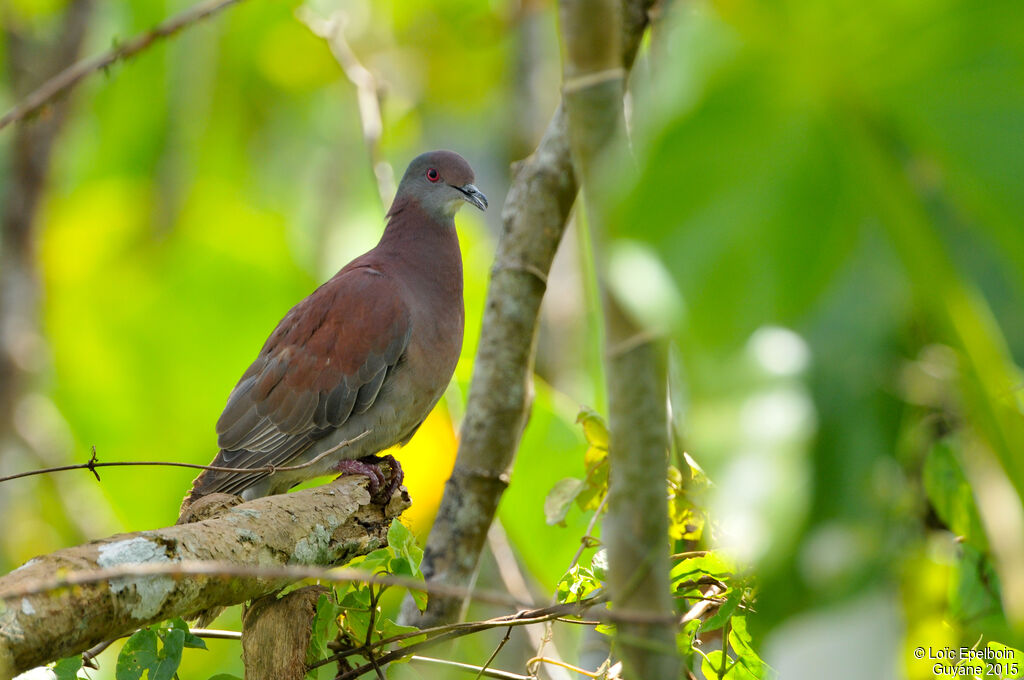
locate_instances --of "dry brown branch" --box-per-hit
[0,476,407,678]
[299,8,395,211]
[0,0,247,131]
[334,599,605,680]
[406,0,656,629]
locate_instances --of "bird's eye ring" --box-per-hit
[426,168,440,182]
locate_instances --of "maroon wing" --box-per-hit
[188,266,411,498]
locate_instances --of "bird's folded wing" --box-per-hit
[192,266,412,497]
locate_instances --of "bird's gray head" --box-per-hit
[391,150,488,219]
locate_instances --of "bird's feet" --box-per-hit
[334,454,404,500]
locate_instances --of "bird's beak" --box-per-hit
[456,183,488,211]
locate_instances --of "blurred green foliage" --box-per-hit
[605,0,1024,676]
[2,0,1024,677]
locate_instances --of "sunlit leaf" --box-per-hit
[577,407,610,450]
[728,616,771,679]
[671,553,735,588]
[591,549,608,582]
[702,588,743,633]
[556,565,602,604]
[386,519,423,577]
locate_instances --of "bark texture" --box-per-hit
[559,0,680,676]
[242,585,328,680]
[406,0,655,628]
[0,477,408,678]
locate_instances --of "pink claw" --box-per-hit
[334,455,403,500]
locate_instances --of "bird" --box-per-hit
[179,150,486,520]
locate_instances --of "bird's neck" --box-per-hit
[376,198,463,296]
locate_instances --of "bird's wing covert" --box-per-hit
[212,266,411,473]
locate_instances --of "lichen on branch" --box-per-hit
[0,477,408,678]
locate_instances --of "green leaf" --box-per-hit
[671,553,734,590]
[338,588,374,643]
[923,439,987,549]
[701,650,726,680]
[116,628,159,680]
[352,548,392,575]
[309,593,344,666]
[545,478,585,526]
[150,628,185,680]
[52,656,83,680]
[951,544,1003,624]
[207,675,243,680]
[728,616,771,679]
[307,592,347,680]
[584,444,608,469]
[702,588,744,632]
[576,456,609,512]
[556,565,602,604]
[678,619,702,665]
[168,618,207,650]
[987,642,1024,663]
[387,519,423,577]
[377,617,424,648]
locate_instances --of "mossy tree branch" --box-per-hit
[0,477,408,679]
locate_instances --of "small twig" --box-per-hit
[0,0,247,131]
[488,521,571,680]
[475,626,513,680]
[674,576,728,591]
[86,446,101,481]
[364,582,387,680]
[566,494,608,573]
[670,550,710,560]
[534,494,608,678]
[298,8,394,211]
[680,584,725,625]
[81,627,242,668]
[315,598,604,672]
[189,627,242,640]
[410,655,532,680]
[719,617,730,678]
[0,430,370,484]
[527,657,602,679]
[334,600,606,680]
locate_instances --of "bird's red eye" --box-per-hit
[426,168,440,182]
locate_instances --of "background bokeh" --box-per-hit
[1,0,1023,678]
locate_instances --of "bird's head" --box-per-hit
[392,150,488,219]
